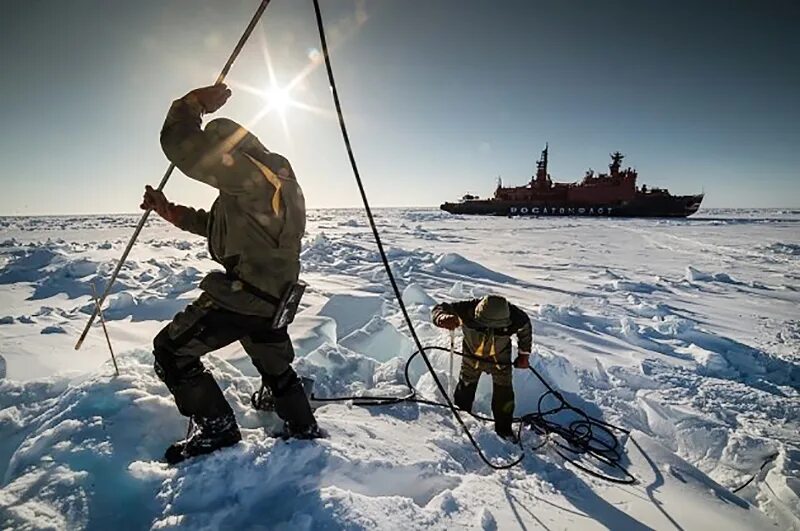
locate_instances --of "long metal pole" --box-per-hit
[75,0,272,350]
[448,330,455,398]
[91,283,119,376]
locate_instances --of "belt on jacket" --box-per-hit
[225,272,282,306]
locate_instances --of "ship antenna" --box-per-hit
[545,142,549,167]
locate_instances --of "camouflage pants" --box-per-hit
[456,354,515,435]
[459,356,513,387]
[153,293,295,419]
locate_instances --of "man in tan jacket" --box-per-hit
[432,295,532,441]
[142,84,319,464]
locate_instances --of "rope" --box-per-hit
[300,345,635,484]
[310,0,522,470]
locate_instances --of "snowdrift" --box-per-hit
[0,352,777,530]
[1,209,799,529]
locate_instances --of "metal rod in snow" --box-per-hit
[91,283,119,376]
[448,330,455,398]
[75,0,272,350]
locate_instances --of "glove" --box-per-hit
[513,353,530,369]
[185,84,232,114]
[434,314,460,331]
[140,185,180,224]
[140,185,169,214]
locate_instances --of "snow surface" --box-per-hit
[0,208,798,529]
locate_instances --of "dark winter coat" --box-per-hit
[160,96,305,317]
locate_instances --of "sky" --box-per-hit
[0,0,798,214]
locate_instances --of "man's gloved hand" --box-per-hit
[185,84,232,114]
[434,314,460,330]
[513,352,530,369]
[141,185,181,224]
[140,185,170,215]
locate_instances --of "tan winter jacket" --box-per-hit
[160,96,305,317]
[432,300,532,369]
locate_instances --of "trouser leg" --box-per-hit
[242,329,316,429]
[491,367,515,436]
[454,360,481,412]
[153,295,245,419]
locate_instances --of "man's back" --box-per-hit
[160,95,305,315]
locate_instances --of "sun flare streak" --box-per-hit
[227,12,366,139]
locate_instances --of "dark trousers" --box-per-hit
[453,359,515,435]
[153,293,309,424]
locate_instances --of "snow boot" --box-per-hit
[252,376,315,412]
[265,369,322,440]
[280,420,325,440]
[495,427,519,444]
[164,413,242,465]
[453,379,478,412]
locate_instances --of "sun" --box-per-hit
[263,85,292,114]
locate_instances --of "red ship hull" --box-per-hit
[441,146,704,218]
[441,192,704,218]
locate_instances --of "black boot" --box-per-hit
[164,370,241,464]
[252,376,315,413]
[164,413,242,465]
[170,370,234,419]
[265,369,322,440]
[453,379,478,412]
[492,383,517,442]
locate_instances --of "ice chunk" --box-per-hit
[106,292,136,311]
[681,343,734,377]
[685,265,712,282]
[712,272,735,283]
[289,314,337,357]
[316,294,385,339]
[448,280,469,298]
[41,325,67,334]
[401,283,437,307]
[340,316,415,362]
[435,253,515,283]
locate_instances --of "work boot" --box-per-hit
[280,420,325,440]
[266,369,322,440]
[453,379,478,412]
[495,427,520,444]
[171,370,234,419]
[252,376,316,412]
[492,383,516,441]
[164,413,242,465]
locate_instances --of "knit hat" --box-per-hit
[474,295,511,328]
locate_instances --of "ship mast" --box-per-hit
[534,143,550,187]
[610,151,624,176]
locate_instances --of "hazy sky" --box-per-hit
[1,0,798,214]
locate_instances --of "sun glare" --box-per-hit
[225,22,354,142]
[264,86,292,114]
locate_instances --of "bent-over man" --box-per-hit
[432,295,532,441]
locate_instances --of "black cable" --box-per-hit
[310,0,522,470]
[731,453,779,493]
[302,345,635,484]
[307,0,635,482]
[294,0,776,491]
